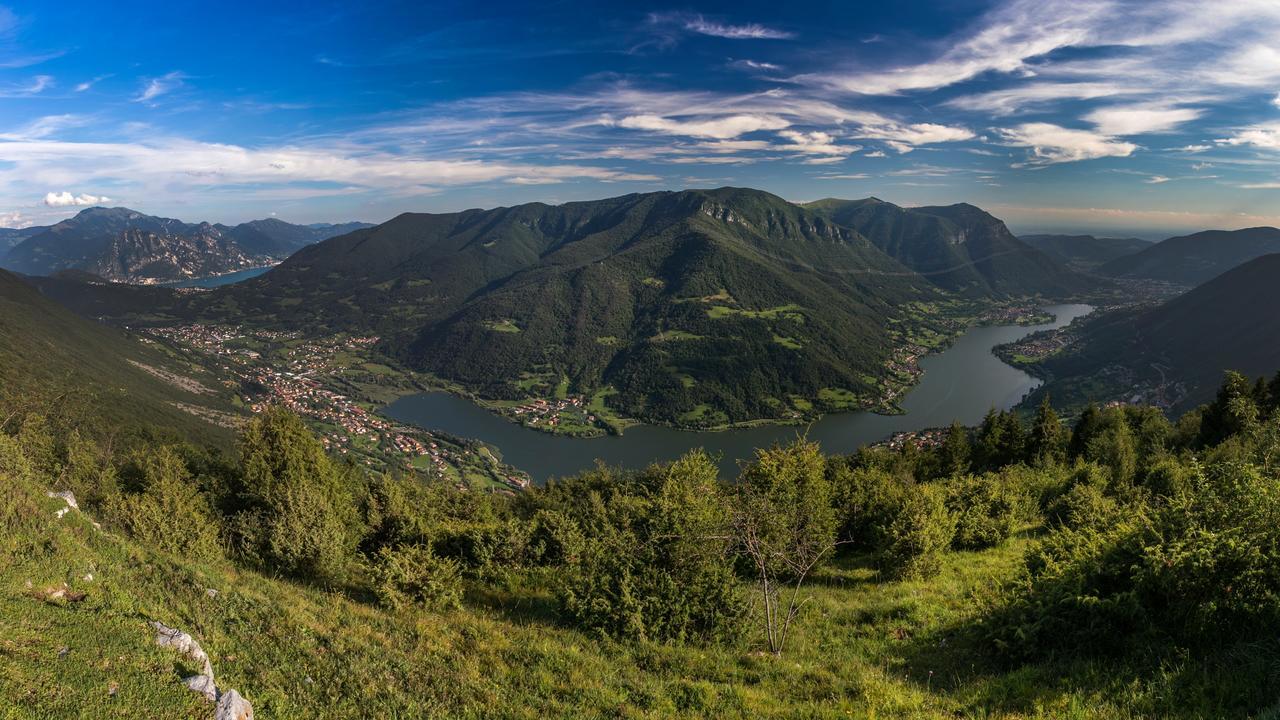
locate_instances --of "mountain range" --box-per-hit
[0,207,372,284]
[803,198,1093,295]
[28,187,1099,427]
[1098,226,1280,285]
[1029,252,1280,412]
[1019,233,1152,271]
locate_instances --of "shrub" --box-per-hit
[372,544,463,611]
[103,446,223,562]
[990,458,1280,660]
[526,509,584,566]
[878,484,955,580]
[1137,461,1280,642]
[830,464,904,550]
[946,474,1029,550]
[560,450,743,643]
[233,410,362,585]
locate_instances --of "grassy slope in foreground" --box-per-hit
[0,465,1251,719]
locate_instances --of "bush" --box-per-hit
[987,516,1148,660]
[1137,461,1280,642]
[560,451,743,643]
[526,509,584,566]
[372,544,463,611]
[103,446,222,563]
[233,410,362,585]
[830,464,904,550]
[946,474,1029,550]
[990,458,1280,660]
[878,485,955,580]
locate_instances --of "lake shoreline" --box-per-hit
[384,303,1095,482]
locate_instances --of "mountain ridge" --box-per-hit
[1098,226,1280,284]
[2,207,373,284]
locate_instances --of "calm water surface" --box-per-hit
[385,304,1093,481]
[160,266,273,288]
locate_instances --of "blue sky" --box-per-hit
[1,0,1280,237]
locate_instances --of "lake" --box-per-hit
[384,304,1094,482]
[160,266,274,288]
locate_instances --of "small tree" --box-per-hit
[1027,395,1065,466]
[234,409,362,585]
[879,484,955,579]
[936,421,971,478]
[734,439,838,655]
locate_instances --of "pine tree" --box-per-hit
[1027,395,1065,466]
[937,421,971,478]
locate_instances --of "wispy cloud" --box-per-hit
[650,12,794,40]
[134,71,187,103]
[996,123,1137,165]
[1215,122,1280,150]
[0,74,52,97]
[1084,104,1203,136]
[74,75,112,92]
[608,113,790,139]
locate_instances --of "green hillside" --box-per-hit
[0,269,240,446]
[46,188,955,427]
[803,198,1094,295]
[1098,227,1280,284]
[1020,234,1151,271]
[6,375,1280,718]
[1026,253,1280,412]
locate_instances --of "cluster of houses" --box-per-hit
[506,396,597,430]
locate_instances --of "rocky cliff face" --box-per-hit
[2,207,370,284]
[90,225,267,283]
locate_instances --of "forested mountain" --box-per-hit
[0,225,47,259]
[1019,233,1151,271]
[0,268,238,443]
[1,207,371,284]
[1031,253,1280,411]
[1098,226,1280,284]
[208,187,945,424]
[802,197,1094,295]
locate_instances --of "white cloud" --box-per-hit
[73,74,110,92]
[732,59,781,71]
[817,173,870,180]
[996,123,1137,164]
[44,191,111,207]
[1274,92,1280,109]
[777,130,856,156]
[1240,182,1280,189]
[611,113,790,139]
[0,74,52,97]
[1215,122,1280,150]
[674,14,793,40]
[1179,144,1212,153]
[0,137,661,202]
[858,122,975,153]
[946,82,1138,115]
[134,71,186,103]
[864,150,887,158]
[1145,175,1170,184]
[0,210,29,228]
[1084,104,1202,135]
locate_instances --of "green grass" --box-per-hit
[483,319,521,334]
[772,334,803,350]
[2,465,1270,720]
[706,303,805,322]
[5,483,1236,720]
[817,387,860,410]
